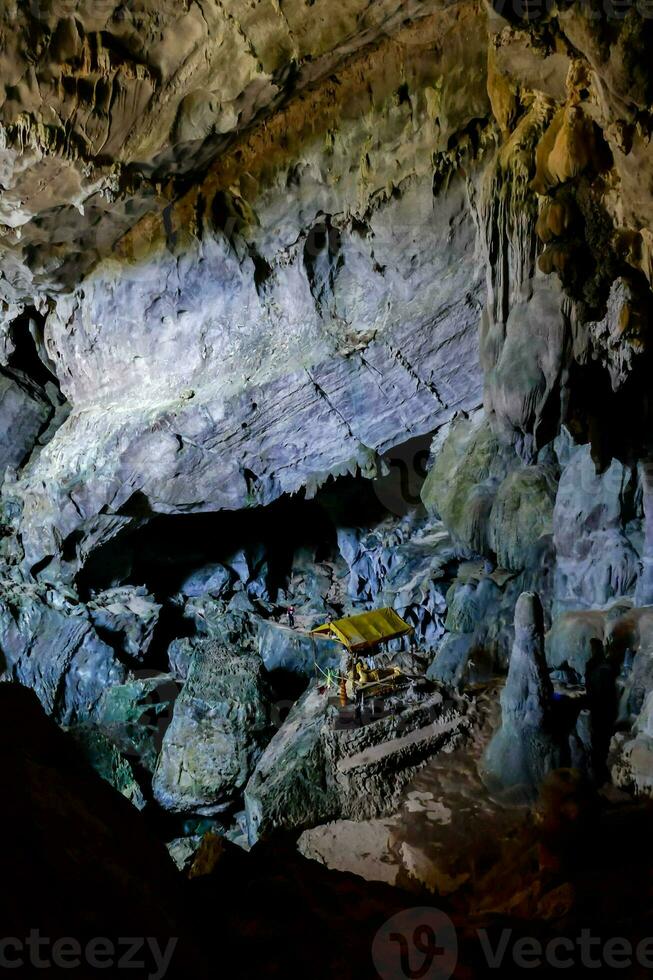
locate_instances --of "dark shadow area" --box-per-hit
[78,491,340,598]
[76,432,434,600]
[266,667,310,718]
[5,307,60,389]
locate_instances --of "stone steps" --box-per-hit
[336,712,465,774]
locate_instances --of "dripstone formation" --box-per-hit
[482,591,562,800]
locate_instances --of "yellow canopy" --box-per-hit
[311,607,412,652]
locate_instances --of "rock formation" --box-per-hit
[4,0,653,954]
[245,682,472,843]
[482,591,562,800]
[153,638,272,815]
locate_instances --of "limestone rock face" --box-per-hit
[546,609,606,683]
[0,0,484,301]
[337,513,455,652]
[15,165,485,578]
[257,618,341,678]
[245,684,471,843]
[487,464,557,571]
[0,581,125,723]
[0,0,492,581]
[613,608,653,725]
[153,639,272,814]
[429,561,519,686]
[553,441,640,613]
[611,690,653,800]
[421,410,514,555]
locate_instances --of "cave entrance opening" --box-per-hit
[77,479,379,600]
[4,307,59,389]
[74,432,435,674]
[77,430,434,603]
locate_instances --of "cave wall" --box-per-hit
[4,2,491,579]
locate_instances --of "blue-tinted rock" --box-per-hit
[179,563,233,598]
[0,583,125,724]
[67,725,147,810]
[257,618,342,678]
[153,640,272,814]
[427,633,475,687]
[97,672,180,772]
[482,592,563,801]
[88,586,161,661]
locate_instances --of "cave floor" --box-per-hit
[299,682,527,893]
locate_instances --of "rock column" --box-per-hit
[636,458,653,606]
[482,591,562,801]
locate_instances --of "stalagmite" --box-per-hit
[482,591,562,801]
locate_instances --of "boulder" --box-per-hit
[257,618,342,677]
[97,672,180,773]
[322,690,471,822]
[153,640,272,814]
[168,600,260,680]
[87,586,162,661]
[0,582,125,724]
[179,562,233,598]
[67,725,147,810]
[245,683,471,843]
[245,687,338,843]
[427,633,476,688]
